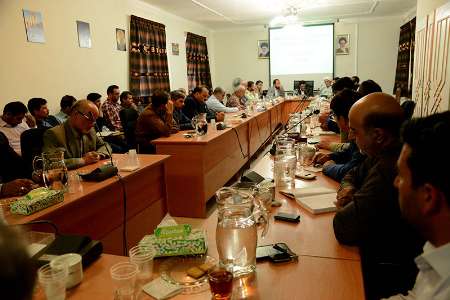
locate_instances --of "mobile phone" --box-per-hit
[256,243,298,263]
[274,212,301,223]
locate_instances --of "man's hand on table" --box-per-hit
[313,152,331,164]
[82,151,101,165]
[215,112,225,122]
[335,186,355,208]
[0,179,38,197]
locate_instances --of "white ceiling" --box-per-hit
[143,0,416,29]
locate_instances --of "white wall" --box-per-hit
[212,27,270,92]
[356,18,402,94]
[211,17,401,94]
[0,0,213,112]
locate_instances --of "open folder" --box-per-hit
[279,187,337,214]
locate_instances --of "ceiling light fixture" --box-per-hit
[269,6,302,28]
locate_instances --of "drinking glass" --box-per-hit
[129,245,155,282]
[208,267,233,300]
[38,263,68,300]
[110,262,139,300]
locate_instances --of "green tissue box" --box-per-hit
[10,187,64,216]
[140,225,207,257]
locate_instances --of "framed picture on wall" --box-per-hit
[116,28,126,51]
[172,43,179,55]
[76,21,91,48]
[22,9,45,43]
[257,40,270,59]
[336,34,350,55]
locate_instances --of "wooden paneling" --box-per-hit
[5,154,169,255]
[154,100,305,218]
[413,2,450,115]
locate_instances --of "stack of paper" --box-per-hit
[280,187,337,214]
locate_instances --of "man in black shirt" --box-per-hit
[183,86,224,122]
[333,93,424,299]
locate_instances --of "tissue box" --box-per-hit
[140,225,207,257]
[10,187,64,216]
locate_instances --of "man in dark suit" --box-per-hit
[333,93,424,299]
[0,132,36,198]
[27,98,59,129]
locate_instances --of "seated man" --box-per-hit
[135,90,178,154]
[297,80,312,99]
[54,95,76,124]
[319,77,333,98]
[245,81,258,102]
[87,92,106,131]
[267,79,285,98]
[101,85,123,131]
[0,132,36,198]
[313,89,365,182]
[120,91,138,111]
[43,100,111,170]
[333,93,424,299]
[226,86,246,110]
[318,77,357,137]
[206,87,238,113]
[255,80,264,98]
[171,90,193,130]
[0,101,30,155]
[0,224,37,300]
[183,86,224,122]
[357,79,382,97]
[27,98,59,129]
[385,111,450,300]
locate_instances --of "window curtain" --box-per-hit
[129,15,170,97]
[186,32,212,90]
[393,18,416,98]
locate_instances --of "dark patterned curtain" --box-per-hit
[129,15,170,97]
[393,18,416,98]
[186,32,212,90]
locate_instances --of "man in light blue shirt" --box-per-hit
[385,111,450,300]
[54,95,76,124]
[206,87,239,113]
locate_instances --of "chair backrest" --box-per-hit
[20,128,47,177]
[119,108,139,149]
[401,100,416,120]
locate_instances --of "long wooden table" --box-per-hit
[5,154,169,255]
[33,148,364,300]
[153,100,309,218]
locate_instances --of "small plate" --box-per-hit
[160,255,217,294]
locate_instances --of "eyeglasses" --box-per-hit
[77,110,96,123]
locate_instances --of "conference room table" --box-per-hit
[3,154,170,256]
[153,98,310,218]
[32,136,364,300]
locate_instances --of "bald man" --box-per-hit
[333,93,424,299]
[43,100,111,170]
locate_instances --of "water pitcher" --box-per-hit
[191,113,208,136]
[215,187,269,277]
[33,150,68,191]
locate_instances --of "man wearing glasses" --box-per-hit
[43,100,111,169]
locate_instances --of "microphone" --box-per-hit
[269,109,319,155]
[79,124,118,182]
[95,123,114,166]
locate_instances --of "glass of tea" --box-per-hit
[208,268,233,300]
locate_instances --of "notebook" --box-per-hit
[280,187,337,214]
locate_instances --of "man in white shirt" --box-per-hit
[320,77,333,98]
[386,111,450,300]
[0,101,30,156]
[206,87,239,113]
